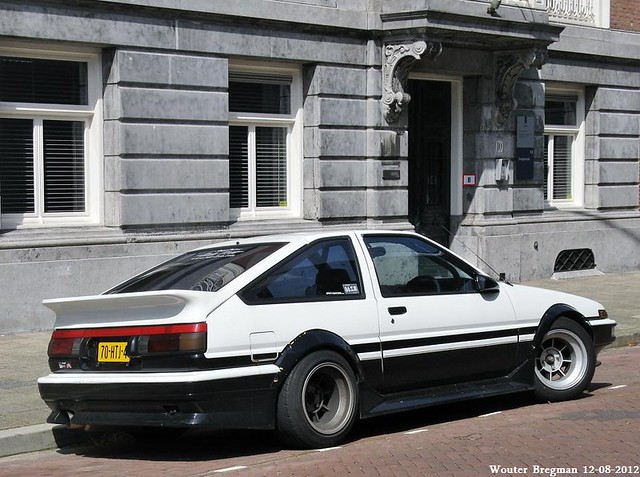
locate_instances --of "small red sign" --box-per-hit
[463,174,477,187]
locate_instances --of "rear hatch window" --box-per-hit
[106,243,285,294]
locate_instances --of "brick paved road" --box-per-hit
[2,346,639,477]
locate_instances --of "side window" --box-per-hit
[241,238,363,304]
[364,235,476,297]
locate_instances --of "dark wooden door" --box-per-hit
[408,80,451,246]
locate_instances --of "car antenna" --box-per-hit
[438,223,513,286]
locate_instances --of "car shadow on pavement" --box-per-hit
[58,428,285,461]
[348,385,608,445]
[350,391,536,442]
[587,381,613,392]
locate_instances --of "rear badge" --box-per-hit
[57,361,73,369]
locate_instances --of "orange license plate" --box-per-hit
[98,341,130,363]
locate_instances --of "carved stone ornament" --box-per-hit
[382,40,443,123]
[494,48,548,126]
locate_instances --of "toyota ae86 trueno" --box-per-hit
[38,231,616,448]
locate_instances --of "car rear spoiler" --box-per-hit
[43,290,219,329]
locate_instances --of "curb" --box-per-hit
[613,333,640,349]
[0,424,89,458]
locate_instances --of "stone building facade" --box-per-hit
[0,0,639,332]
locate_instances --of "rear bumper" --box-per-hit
[38,366,279,430]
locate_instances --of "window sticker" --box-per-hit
[343,283,360,295]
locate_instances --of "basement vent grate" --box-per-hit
[554,249,596,273]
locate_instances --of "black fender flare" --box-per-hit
[272,329,365,390]
[532,303,593,350]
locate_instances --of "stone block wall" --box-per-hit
[461,67,545,219]
[0,238,186,331]
[303,53,409,224]
[103,50,230,227]
[585,86,640,210]
[455,214,640,282]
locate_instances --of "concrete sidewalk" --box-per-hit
[1,270,639,457]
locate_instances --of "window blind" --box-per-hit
[552,135,572,201]
[0,118,35,214]
[256,127,287,207]
[0,57,88,106]
[545,96,578,126]
[229,73,292,114]
[229,126,249,209]
[43,120,85,213]
[544,134,573,201]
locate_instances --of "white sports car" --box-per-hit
[38,230,616,448]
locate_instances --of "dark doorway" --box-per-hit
[408,80,451,245]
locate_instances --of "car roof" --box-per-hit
[192,229,419,251]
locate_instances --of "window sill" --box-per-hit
[0,226,126,250]
[0,220,324,250]
[544,203,583,211]
[230,209,302,221]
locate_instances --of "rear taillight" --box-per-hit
[47,323,207,358]
[139,331,207,354]
[48,335,82,357]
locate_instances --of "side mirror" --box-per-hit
[475,275,500,294]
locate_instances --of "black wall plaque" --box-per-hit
[515,114,535,181]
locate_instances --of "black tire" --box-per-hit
[533,317,596,402]
[277,350,358,449]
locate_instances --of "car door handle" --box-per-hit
[388,306,407,316]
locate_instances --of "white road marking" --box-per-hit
[316,446,342,452]
[609,384,627,390]
[214,465,248,473]
[479,411,502,418]
[405,429,429,435]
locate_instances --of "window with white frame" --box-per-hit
[228,65,302,219]
[543,89,585,207]
[0,47,102,229]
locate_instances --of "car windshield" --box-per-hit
[106,243,285,294]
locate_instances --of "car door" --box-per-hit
[359,233,520,394]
